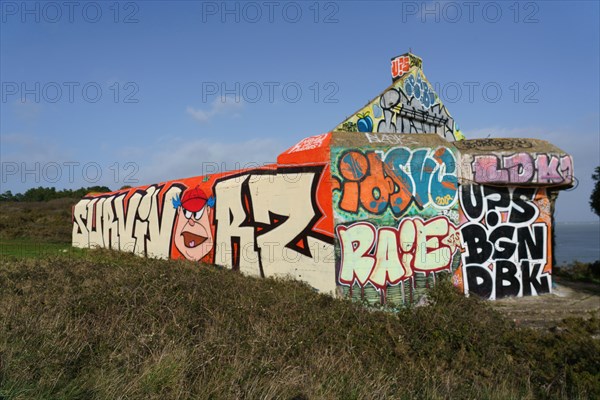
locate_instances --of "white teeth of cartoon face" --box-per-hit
[189,240,195,247]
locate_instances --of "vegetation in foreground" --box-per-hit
[555,261,600,285]
[0,250,598,400]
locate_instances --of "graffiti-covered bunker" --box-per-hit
[73,53,574,304]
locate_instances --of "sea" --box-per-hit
[554,221,600,265]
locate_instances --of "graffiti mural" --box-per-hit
[73,164,336,293]
[332,146,458,219]
[212,167,334,292]
[330,139,462,305]
[337,216,460,290]
[335,65,463,141]
[172,186,215,261]
[391,53,422,81]
[470,153,574,185]
[72,183,184,258]
[328,132,569,305]
[391,55,410,81]
[458,184,552,300]
[378,85,442,134]
[72,135,571,305]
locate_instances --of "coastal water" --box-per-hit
[554,222,600,265]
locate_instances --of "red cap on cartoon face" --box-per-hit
[181,187,208,212]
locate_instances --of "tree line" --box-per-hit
[0,186,112,202]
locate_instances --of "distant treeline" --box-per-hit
[0,186,112,202]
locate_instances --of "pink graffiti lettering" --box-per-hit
[502,153,534,183]
[535,154,574,184]
[472,153,573,185]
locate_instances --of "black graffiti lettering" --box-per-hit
[466,265,493,299]
[460,184,484,220]
[508,187,537,223]
[489,225,516,259]
[517,224,545,260]
[462,224,493,264]
[460,184,550,299]
[373,81,455,139]
[483,185,510,212]
[486,210,500,227]
[521,260,550,296]
[495,260,520,298]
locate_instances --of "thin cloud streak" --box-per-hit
[186,99,244,123]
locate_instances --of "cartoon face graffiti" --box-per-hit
[172,186,215,261]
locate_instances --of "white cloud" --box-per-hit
[186,98,244,123]
[0,132,279,193]
[122,136,284,186]
[12,99,42,122]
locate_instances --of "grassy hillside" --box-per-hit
[0,198,75,243]
[0,249,598,399]
[0,199,599,398]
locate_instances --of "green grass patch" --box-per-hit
[0,238,81,259]
[0,199,84,260]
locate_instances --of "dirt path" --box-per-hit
[491,279,600,330]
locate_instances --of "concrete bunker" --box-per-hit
[72,53,574,305]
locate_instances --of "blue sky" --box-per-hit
[1,0,599,222]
